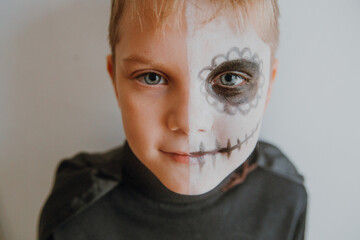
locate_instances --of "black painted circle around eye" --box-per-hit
[206,71,259,106]
[145,73,161,85]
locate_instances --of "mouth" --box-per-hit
[160,151,190,164]
[189,121,260,158]
[161,121,261,165]
[160,150,214,165]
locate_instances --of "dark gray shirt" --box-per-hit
[39,141,307,240]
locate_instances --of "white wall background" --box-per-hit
[0,0,359,239]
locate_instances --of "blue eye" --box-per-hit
[219,73,246,86]
[138,72,166,85]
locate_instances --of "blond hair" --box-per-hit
[108,0,280,60]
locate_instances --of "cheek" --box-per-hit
[117,83,165,148]
[210,89,268,144]
[211,115,248,141]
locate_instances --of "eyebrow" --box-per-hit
[121,54,171,73]
[122,55,153,65]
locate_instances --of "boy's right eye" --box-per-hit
[136,72,167,85]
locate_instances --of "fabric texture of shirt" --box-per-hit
[38,141,307,240]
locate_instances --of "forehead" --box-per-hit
[186,10,270,67]
[116,1,270,65]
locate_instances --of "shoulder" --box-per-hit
[235,141,308,238]
[54,145,125,183]
[38,144,126,240]
[256,141,305,186]
[250,141,308,210]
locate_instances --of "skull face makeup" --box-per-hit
[185,5,272,194]
[109,1,274,195]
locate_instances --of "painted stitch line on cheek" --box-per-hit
[198,47,265,115]
[189,121,261,171]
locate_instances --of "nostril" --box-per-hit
[167,113,190,135]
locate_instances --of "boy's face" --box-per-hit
[108,1,276,195]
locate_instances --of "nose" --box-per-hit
[188,90,214,134]
[167,77,214,135]
[167,86,190,135]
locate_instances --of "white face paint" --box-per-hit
[113,1,272,195]
[185,2,271,194]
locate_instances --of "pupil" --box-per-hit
[149,73,157,82]
[225,74,233,82]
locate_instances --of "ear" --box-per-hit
[106,54,115,82]
[107,54,120,102]
[107,55,123,110]
[264,58,279,111]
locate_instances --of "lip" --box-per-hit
[161,151,190,164]
[189,152,208,157]
[161,150,214,164]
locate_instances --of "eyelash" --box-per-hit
[211,71,250,87]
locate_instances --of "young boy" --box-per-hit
[39,0,307,239]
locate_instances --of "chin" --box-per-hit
[164,181,191,195]
[188,174,227,195]
[166,174,226,196]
